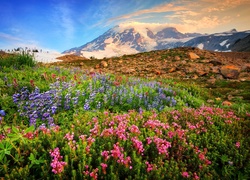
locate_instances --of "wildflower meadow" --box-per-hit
[0,53,250,179]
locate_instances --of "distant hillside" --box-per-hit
[231,34,250,52]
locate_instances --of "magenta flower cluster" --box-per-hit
[49,147,67,174]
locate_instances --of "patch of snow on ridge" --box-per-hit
[226,44,230,48]
[80,43,139,59]
[220,39,228,46]
[197,43,204,49]
[33,51,62,63]
[214,33,232,36]
[104,37,113,44]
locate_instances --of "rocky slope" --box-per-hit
[52,47,250,83]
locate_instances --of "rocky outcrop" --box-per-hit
[220,65,241,79]
[188,52,200,60]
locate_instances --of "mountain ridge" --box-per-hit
[63,24,250,58]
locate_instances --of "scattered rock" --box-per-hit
[174,56,181,61]
[100,61,108,68]
[192,74,199,79]
[209,60,223,66]
[207,78,216,84]
[220,65,241,79]
[227,95,233,101]
[181,60,187,64]
[124,68,136,74]
[222,101,232,106]
[241,63,250,72]
[215,74,224,80]
[210,67,220,74]
[196,70,207,76]
[89,68,95,74]
[154,69,161,75]
[95,64,100,69]
[168,67,176,73]
[188,52,200,60]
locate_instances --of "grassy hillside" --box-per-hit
[0,51,249,179]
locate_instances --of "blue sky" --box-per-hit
[1,0,250,52]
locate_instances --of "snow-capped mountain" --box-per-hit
[63,24,201,58]
[183,29,250,52]
[63,24,250,58]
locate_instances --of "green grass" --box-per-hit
[0,51,36,68]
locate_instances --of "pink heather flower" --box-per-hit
[182,171,189,178]
[104,111,109,116]
[235,142,240,148]
[129,125,141,134]
[89,168,98,180]
[79,134,87,141]
[51,159,67,174]
[146,137,152,144]
[50,148,67,174]
[145,161,154,172]
[101,150,110,161]
[198,152,205,161]
[111,143,123,159]
[64,132,74,141]
[87,136,95,145]
[89,123,99,136]
[131,137,144,155]
[101,163,108,174]
[205,159,212,165]
[168,131,174,139]
[153,137,171,156]
[0,134,5,142]
[100,128,114,137]
[51,125,60,132]
[193,172,199,180]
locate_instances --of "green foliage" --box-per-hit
[0,64,249,179]
[0,51,36,68]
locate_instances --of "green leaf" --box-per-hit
[11,126,19,134]
[24,125,35,133]
[221,154,229,163]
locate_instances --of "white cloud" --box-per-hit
[105,0,250,34]
[52,1,74,40]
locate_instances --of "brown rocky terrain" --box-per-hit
[50,47,250,83]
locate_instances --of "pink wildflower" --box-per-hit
[89,168,98,180]
[182,171,189,178]
[101,163,108,174]
[49,148,67,174]
[235,142,240,148]
[0,134,5,142]
[101,150,110,161]
[146,137,152,144]
[64,132,74,141]
[193,172,199,180]
[168,131,174,139]
[129,125,141,135]
[131,137,144,155]
[145,161,154,172]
